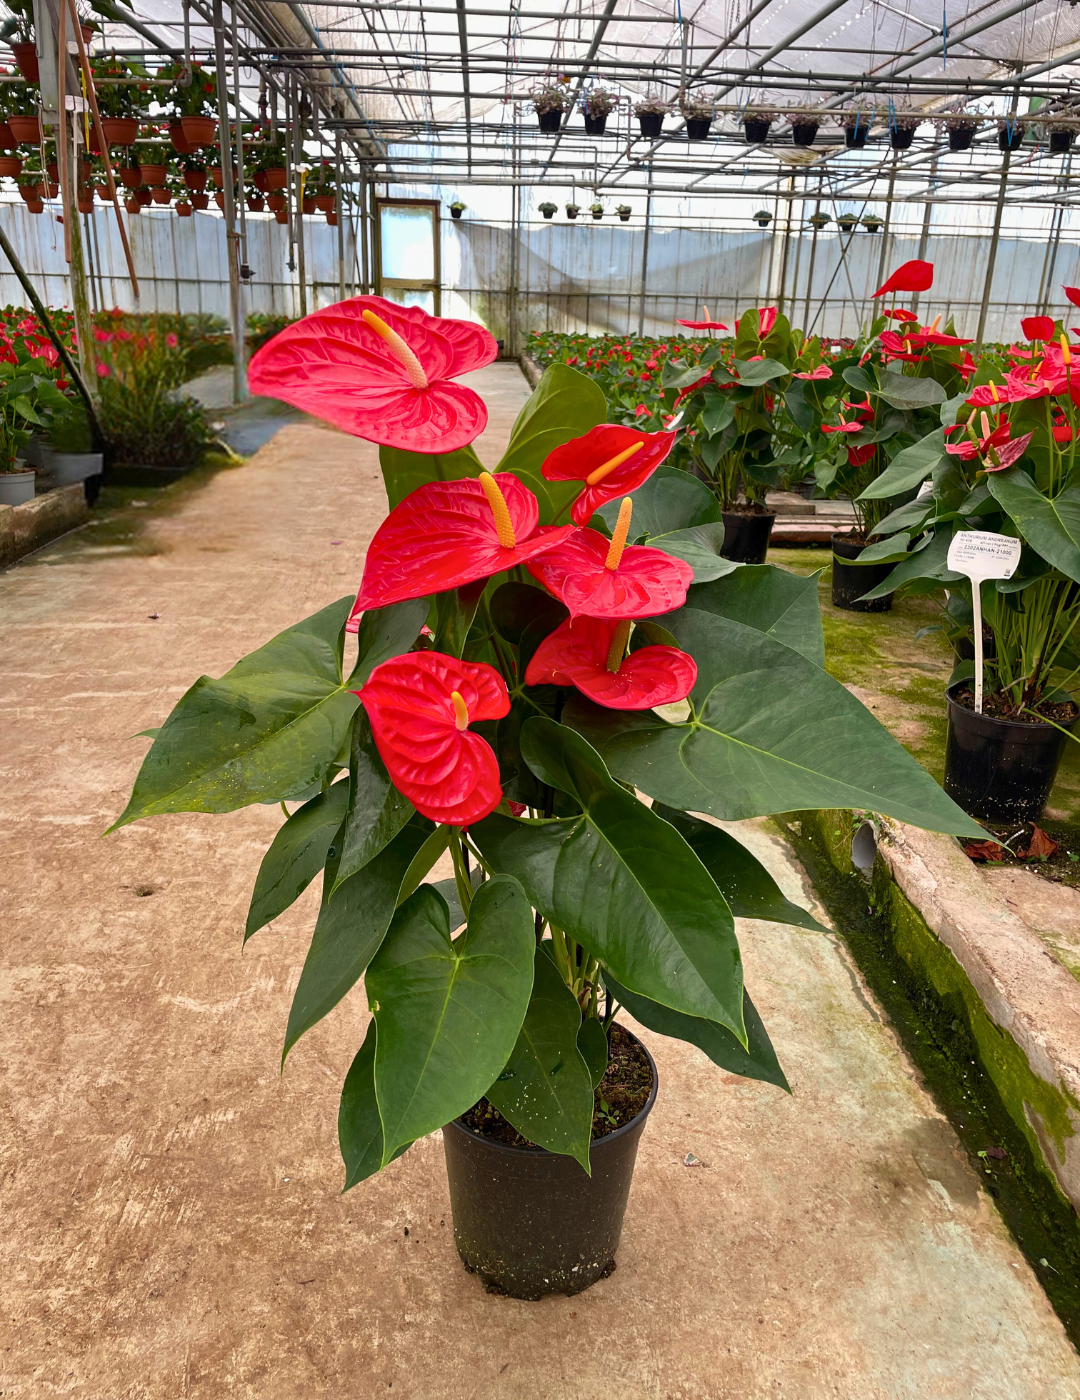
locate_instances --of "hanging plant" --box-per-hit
[589,201,603,220]
[788,108,820,147]
[743,108,776,144]
[538,201,557,219]
[807,211,831,230]
[860,213,883,232]
[888,111,921,150]
[941,112,981,152]
[634,97,669,140]
[680,94,712,140]
[997,115,1025,151]
[837,108,874,149]
[752,209,772,227]
[836,212,858,232]
[582,87,614,136]
[565,201,580,218]
[449,199,466,220]
[616,204,631,221]
[532,80,570,133]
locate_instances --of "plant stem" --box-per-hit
[448,827,473,918]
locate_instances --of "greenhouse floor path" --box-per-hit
[2,362,1078,1399]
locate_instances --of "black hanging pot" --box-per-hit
[721,510,776,564]
[584,113,607,136]
[890,124,916,150]
[538,109,562,134]
[830,532,894,613]
[998,125,1023,151]
[792,122,818,147]
[845,125,869,149]
[686,117,711,140]
[541,207,555,220]
[943,681,1078,824]
[443,1029,657,1300]
[618,210,631,221]
[1050,129,1074,154]
[948,126,975,152]
[744,118,771,144]
[450,206,464,220]
[637,111,663,139]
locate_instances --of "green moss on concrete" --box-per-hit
[781,807,1080,1345]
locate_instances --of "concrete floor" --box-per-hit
[3,363,1078,1399]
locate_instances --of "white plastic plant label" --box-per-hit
[947,530,1023,714]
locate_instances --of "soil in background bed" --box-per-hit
[459,1023,651,1148]
[724,501,774,516]
[954,684,1078,727]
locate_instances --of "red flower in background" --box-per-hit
[247,295,498,453]
[884,308,919,322]
[822,418,864,434]
[1064,287,1080,308]
[878,330,927,363]
[527,500,693,619]
[357,652,509,826]
[871,260,933,299]
[525,616,697,710]
[541,422,677,525]
[676,304,727,331]
[792,365,832,380]
[946,415,1033,470]
[754,306,778,338]
[350,472,572,622]
[1021,315,1055,341]
[847,443,876,467]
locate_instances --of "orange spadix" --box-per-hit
[361,308,430,390]
[605,498,633,570]
[450,690,469,731]
[479,471,517,548]
[586,440,645,487]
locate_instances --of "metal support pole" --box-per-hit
[801,179,823,334]
[212,0,244,402]
[912,154,938,320]
[293,85,308,317]
[336,133,345,301]
[1036,155,1069,317]
[232,0,248,381]
[360,172,371,293]
[977,151,1011,345]
[775,178,795,316]
[507,120,521,353]
[637,162,651,338]
[874,157,898,295]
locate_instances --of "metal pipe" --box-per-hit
[213,0,244,402]
[637,161,651,338]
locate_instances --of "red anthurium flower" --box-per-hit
[349,472,573,620]
[525,616,697,711]
[247,294,498,454]
[884,308,919,322]
[965,379,1009,407]
[1064,286,1080,308]
[847,443,876,467]
[793,365,832,380]
[957,351,977,379]
[946,413,1033,471]
[822,418,864,434]
[1053,422,1074,444]
[357,652,509,826]
[1022,315,1056,341]
[842,397,875,423]
[878,330,927,363]
[755,306,778,338]
[526,499,693,619]
[541,423,677,526]
[871,260,934,298]
[676,303,727,331]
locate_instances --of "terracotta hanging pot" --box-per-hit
[135,187,152,206]
[119,166,141,190]
[9,114,43,144]
[252,169,268,192]
[46,161,58,182]
[77,195,94,214]
[247,195,265,212]
[125,196,141,214]
[326,211,338,226]
[314,193,334,212]
[175,200,193,217]
[274,209,288,224]
[208,165,223,186]
[262,168,287,191]
[150,187,171,205]
[0,155,22,178]
[11,42,38,83]
[213,191,226,210]
[169,122,191,155]
[190,192,210,210]
[41,180,58,198]
[180,116,217,147]
[101,117,139,146]
[183,169,207,191]
[139,163,168,188]
[25,198,44,215]
[266,193,285,212]
[17,182,40,202]
[0,121,15,150]
[301,195,316,214]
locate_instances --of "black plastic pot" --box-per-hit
[998,126,1023,151]
[744,118,771,144]
[618,211,630,221]
[837,219,858,234]
[890,125,916,149]
[943,681,1078,824]
[541,208,555,219]
[721,510,776,564]
[450,206,464,220]
[443,1030,657,1300]
[686,117,711,140]
[584,113,607,136]
[538,109,562,134]
[566,207,578,219]
[1050,129,1075,154]
[792,122,818,147]
[830,532,894,613]
[637,111,663,139]
[845,125,869,149]
[948,126,975,152]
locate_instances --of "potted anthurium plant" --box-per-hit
[859,301,1080,824]
[111,295,979,1301]
[661,304,790,562]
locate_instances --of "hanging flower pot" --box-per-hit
[861,214,883,232]
[151,188,171,205]
[617,205,631,221]
[252,170,268,192]
[537,108,562,133]
[539,202,557,219]
[124,196,141,214]
[135,187,152,206]
[584,112,607,136]
[46,161,58,183]
[77,194,95,214]
[301,195,316,214]
[948,123,977,152]
[889,118,919,150]
[262,168,287,191]
[175,199,193,217]
[180,115,217,147]
[266,193,286,212]
[183,169,207,191]
[636,109,664,139]
[247,195,265,212]
[685,116,711,140]
[101,117,139,146]
[17,181,40,203]
[998,122,1024,151]
[119,166,141,190]
[190,192,209,210]
[315,193,335,213]
[836,213,858,232]
[565,203,579,219]
[807,212,831,230]
[0,121,15,150]
[169,122,191,155]
[590,203,603,220]
[753,209,773,228]
[274,209,288,224]
[213,191,226,210]
[841,114,872,149]
[0,155,22,178]
[11,42,38,82]
[791,120,819,147]
[8,114,43,144]
[326,211,338,226]
[208,165,223,186]
[41,180,58,199]
[140,163,168,188]
[1049,127,1075,154]
[743,114,773,144]
[24,198,43,215]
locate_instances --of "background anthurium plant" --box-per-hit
[112,295,982,1184]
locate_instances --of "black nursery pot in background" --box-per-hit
[830,532,894,613]
[998,126,1023,151]
[948,126,975,152]
[721,510,776,565]
[686,117,711,140]
[890,125,916,150]
[1050,129,1075,154]
[943,682,1078,824]
[637,111,663,139]
[744,118,771,144]
[538,109,562,133]
[443,1031,657,1300]
[845,126,869,149]
[584,113,607,136]
[792,122,819,147]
